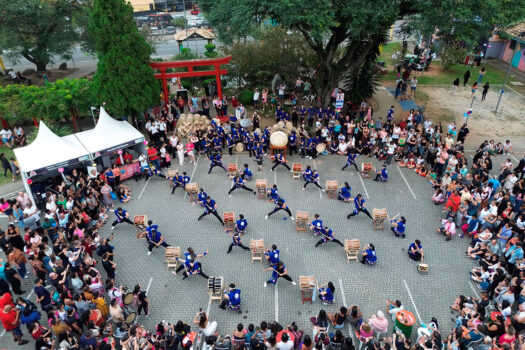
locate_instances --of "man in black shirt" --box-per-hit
[102,253,116,279]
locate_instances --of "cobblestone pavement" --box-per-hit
[0,152,520,348]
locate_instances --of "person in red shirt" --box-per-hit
[0,291,14,309]
[230,95,238,108]
[445,190,461,217]
[0,304,29,345]
[147,146,160,170]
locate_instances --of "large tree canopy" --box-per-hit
[200,0,525,105]
[0,0,88,72]
[89,0,160,118]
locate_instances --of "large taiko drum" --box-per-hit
[316,143,326,153]
[270,131,288,147]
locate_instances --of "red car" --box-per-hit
[191,7,200,15]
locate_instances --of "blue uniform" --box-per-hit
[241,167,253,180]
[236,219,248,233]
[347,153,357,165]
[303,169,313,181]
[146,226,163,243]
[319,287,334,303]
[364,249,377,264]
[310,219,323,235]
[266,249,280,266]
[227,289,241,306]
[339,186,351,200]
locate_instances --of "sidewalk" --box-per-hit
[486,58,525,84]
[65,61,97,79]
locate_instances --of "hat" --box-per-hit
[447,217,453,222]
[377,311,385,318]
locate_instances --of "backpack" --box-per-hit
[250,337,264,350]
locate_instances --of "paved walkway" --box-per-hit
[486,58,525,84]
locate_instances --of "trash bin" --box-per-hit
[394,310,415,339]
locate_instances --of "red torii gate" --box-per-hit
[150,56,232,106]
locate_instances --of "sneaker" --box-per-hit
[290,217,294,221]
[292,281,297,286]
[229,194,232,198]
[265,215,268,220]
[290,169,293,173]
[172,271,177,275]
[264,281,267,288]
[111,226,115,230]
[302,188,305,191]
[446,237,451,241]
[23,275,28,279]
[322,189,325,192]
[147,251,152,255]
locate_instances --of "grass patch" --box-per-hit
[414,89,429,103]
[378,42,403,66]
[436,113,455,123]
[380,61,517,87]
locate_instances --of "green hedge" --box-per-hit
[238,90,254,105]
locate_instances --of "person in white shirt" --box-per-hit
[504,173,518,192]
[0,128,13,148]
[276,332,294,350]
[253,89,260,108]
[386,299,404,321]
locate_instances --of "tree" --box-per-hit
[0,0,88,72]
[408,0,525,48]
[220,27,316,89]
[200,0,525,105]
[89,0,160,119]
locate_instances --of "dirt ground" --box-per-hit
[1,68,79,86]
[420,86,525,139]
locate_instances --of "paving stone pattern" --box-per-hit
[1,152,517,348]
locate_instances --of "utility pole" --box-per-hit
[495,40,517,113]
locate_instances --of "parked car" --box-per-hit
[165,26,176,34]
[150,26,161,35]
[190,7,200,15]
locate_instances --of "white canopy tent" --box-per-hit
[14,121,91,204]
[13,107,145,205]
[75,107,145,158]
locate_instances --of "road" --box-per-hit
[3,36,210,71]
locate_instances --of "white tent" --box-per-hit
[14,121,90,175]
[75,107,144,156]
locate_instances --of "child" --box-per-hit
[503,140,512,155]
[406,157,416,169]
[416,165,427,177]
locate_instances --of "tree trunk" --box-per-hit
[69,107,79,132]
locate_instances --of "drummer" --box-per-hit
[303,169,324,191]
[182,260,209,280]
[289,131,298,156]
[309,213,323,235]
[265,196,294,221]
[144,220,171,256]
[271,152,292,172]
[173,247,208,275]
[266,184,279,201]
[318,281,335,305]
[342,149,359,172]
[235,214,248,235]
[338,182,352,202]
[346,194,373,220]
[302,165,313,182]
[408,239,424,262]
[391,216,407,238]
[314,226,344,248]
[171,171,190,194]
[219,283,241,312]
[265,244,280,267]
[110,207,134,230]
[208,153,228,174]
[264,261,296,287]
[228,175,256,196]
[240,164,253,180]
[197,196,225,226]
[254,142,264,171]
[226,232,250,254]
[196,188,208,206]
[374,165,388,182]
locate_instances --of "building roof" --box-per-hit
[503,22,525,39]
[174,28,216,41]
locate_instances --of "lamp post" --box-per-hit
[495,32,525,114]
[90,107,97,126]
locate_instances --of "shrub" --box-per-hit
[238,90,254,105]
